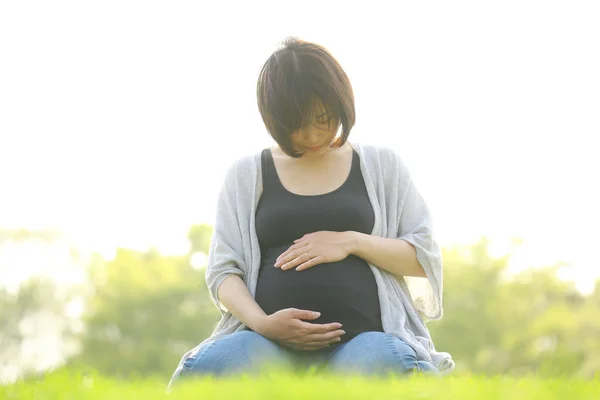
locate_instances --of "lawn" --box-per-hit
[2,370,599,399]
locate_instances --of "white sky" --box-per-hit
[1,1,599,289]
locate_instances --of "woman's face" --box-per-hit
[290,99,340,158]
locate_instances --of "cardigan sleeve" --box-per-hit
[389,151,444,321]
[204,162,247,315]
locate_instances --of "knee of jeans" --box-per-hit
[351,331,391,344]
[417,361,440,375]
[182,330,284,375]
[390,338,421,371]
[231,331,295,369]
[227,330,280,353]
[351,332,419,363]
[231,330,268,343]
[353,332,420,371]
[391,338,417,359]
[181,341,217,373]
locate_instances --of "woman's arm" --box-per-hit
[217,275,268,332]
[275,230,426,278]
[346,232,426,278]
[218,275,345,349]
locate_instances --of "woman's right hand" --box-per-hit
[255,308,345,351]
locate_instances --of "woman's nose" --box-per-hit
[300,129,322,144]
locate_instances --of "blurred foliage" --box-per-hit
[429,238,600,378]
[67,224,219,378]
[2,226,599,381]
[0,278,78,380]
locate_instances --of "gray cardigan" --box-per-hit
[184,143,454,373]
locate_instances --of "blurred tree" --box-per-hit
[429,237,600,378]
[71,227,600,379]
[0,278,76,382]
[187,224,213,256]
[72,225,219,378]
[0,229,81,383]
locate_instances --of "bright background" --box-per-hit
[2,0,598,290]
[1,0,599,383]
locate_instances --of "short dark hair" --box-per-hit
[256,37,356,157]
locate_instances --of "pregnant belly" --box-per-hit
[254,245,383,341]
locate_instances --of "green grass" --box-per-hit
[2,370,599,400]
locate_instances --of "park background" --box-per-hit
[1,0,599,385]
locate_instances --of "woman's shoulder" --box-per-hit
[222,150,262,177]
[217,150,264,196]
[352,142,414,188]
[352,142,406,170]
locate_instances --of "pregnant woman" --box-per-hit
[169,37,453,386]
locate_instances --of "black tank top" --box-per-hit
[254,147,383,343]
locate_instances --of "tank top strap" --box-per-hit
[344,148,361,185]
[260,148,281,193]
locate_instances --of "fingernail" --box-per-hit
[341,330,346,335]
[313,312,320,317]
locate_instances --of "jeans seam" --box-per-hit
[182,340,218,374]
[390,335,420,372]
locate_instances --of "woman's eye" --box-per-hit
[316,115,332,124]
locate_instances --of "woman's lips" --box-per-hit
[306,145,324,151]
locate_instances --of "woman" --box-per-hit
[169,37,454,386]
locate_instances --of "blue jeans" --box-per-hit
[169,330,439,386]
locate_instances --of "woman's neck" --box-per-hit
[273,142,352,167]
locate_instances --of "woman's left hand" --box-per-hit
[275,231,355,271]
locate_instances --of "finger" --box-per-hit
[277,241,308,260]
[276,243,309,268]
[279,342,306,351]
[302,337,343,348]
[299,321,343,333]
[275,245,296,264]
[288,308,322,321]
[301,330,346,342]
[281,253,312,271]
[296,343,331,351]
[274,249,292,267]
[295,255,326,271]
[275,246,300,267]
